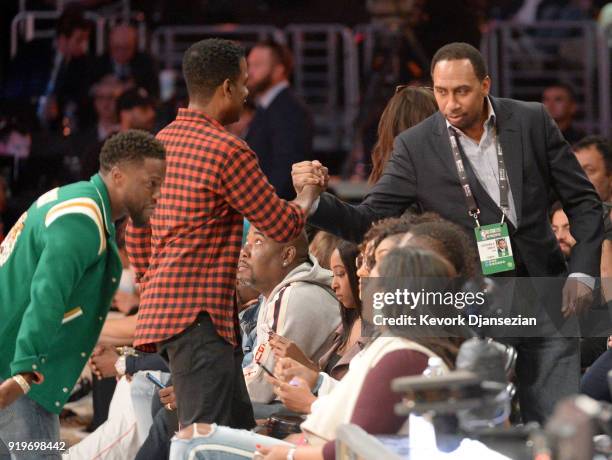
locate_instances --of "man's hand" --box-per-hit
[0,376,27,410]
[269,333,318,371]
[292,161,329,195]
[89,344,119,379]
[561,277,593,318]
[159,385,176,411]
[274,357,319,390]
[266,375,316,414]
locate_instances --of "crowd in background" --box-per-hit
[0,2,612,458]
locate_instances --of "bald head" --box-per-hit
[110,24,137,65]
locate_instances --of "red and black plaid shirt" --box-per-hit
[126,108,306,348]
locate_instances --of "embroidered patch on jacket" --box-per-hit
[0,211,27,267]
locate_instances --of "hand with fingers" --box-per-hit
[561,277,593,318]
[159,385,176,411]
[291,160,329,195]
[265,373,316,414]
[274,357,319,389]
[268,333,318,371]
[89,344,119,379]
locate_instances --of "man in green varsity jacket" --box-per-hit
[0,130,165,457]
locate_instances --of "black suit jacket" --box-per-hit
[246,87,313,200]
[92,52,160,97]
[311,96,603,277]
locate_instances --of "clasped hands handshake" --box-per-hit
[291,160,329,205]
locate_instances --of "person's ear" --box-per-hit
[110,165,125,188]
[272,63,285,81]
[282,246,296,267]
[482,76,491,96]
[222,78,233,100]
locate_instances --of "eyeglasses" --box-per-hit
[394,84,433,94]
[356,252,376,272]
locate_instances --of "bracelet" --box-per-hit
[12,374,31,394]
[116,346,138,357]
[114,355,127,376]
[286,447,296,460]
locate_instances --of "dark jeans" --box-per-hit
[581,348,612,403]
[135,406,178,460]
[159,311,255,429]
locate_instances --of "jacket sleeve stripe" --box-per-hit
[45,199,106,255]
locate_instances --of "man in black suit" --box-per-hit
[245,40,313,200]
[3,5,95,132]
[293,42,603,423]
[93,24,159,98]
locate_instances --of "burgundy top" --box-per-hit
[322,349,429,460]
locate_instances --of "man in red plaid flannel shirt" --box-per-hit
[125,39,326,428]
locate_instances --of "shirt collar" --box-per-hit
[445,96,496,136]
[176,108,226,131]
[90,173,115,238]
[256,81,289,109]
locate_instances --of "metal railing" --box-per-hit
[481,20,604,136]
[285,24,359,151]
[151,24,285,70]
[151,23,359,151]
[11,10,106,57]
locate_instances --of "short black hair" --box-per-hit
[543,81,577,101]
[431,42,488,81]
[573,135,612,174]
[182,38,244,99]
[251,39,294,77]
[99,130,165,173]
[549,201,564,221]
[56,5,91,38]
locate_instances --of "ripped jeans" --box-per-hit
[169,423,292,460]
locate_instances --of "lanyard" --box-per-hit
[448,125,509,227]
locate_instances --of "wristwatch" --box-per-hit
[286,447,296,460]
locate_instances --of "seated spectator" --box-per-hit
[402,217,479,280]
[169,247,462,460]
[116,87,157,133]
[4,5,95,133]
[344,86,437,181]
[308,230,341,270]
[574,136,612,302]
[550,201,575,261]
[270,240,364,370]
[266,219,413,414]
[0,120,31,161]
[72,74,124,179]
[77,88,156,181]
[542,82,585,144]
[93,23,160,98]
[239,226,341,404]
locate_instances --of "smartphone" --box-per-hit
[146,372,167,389]
[260,363,278,380]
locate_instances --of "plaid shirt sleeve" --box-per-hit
[125,220,152,282]
[222,146,306,242]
